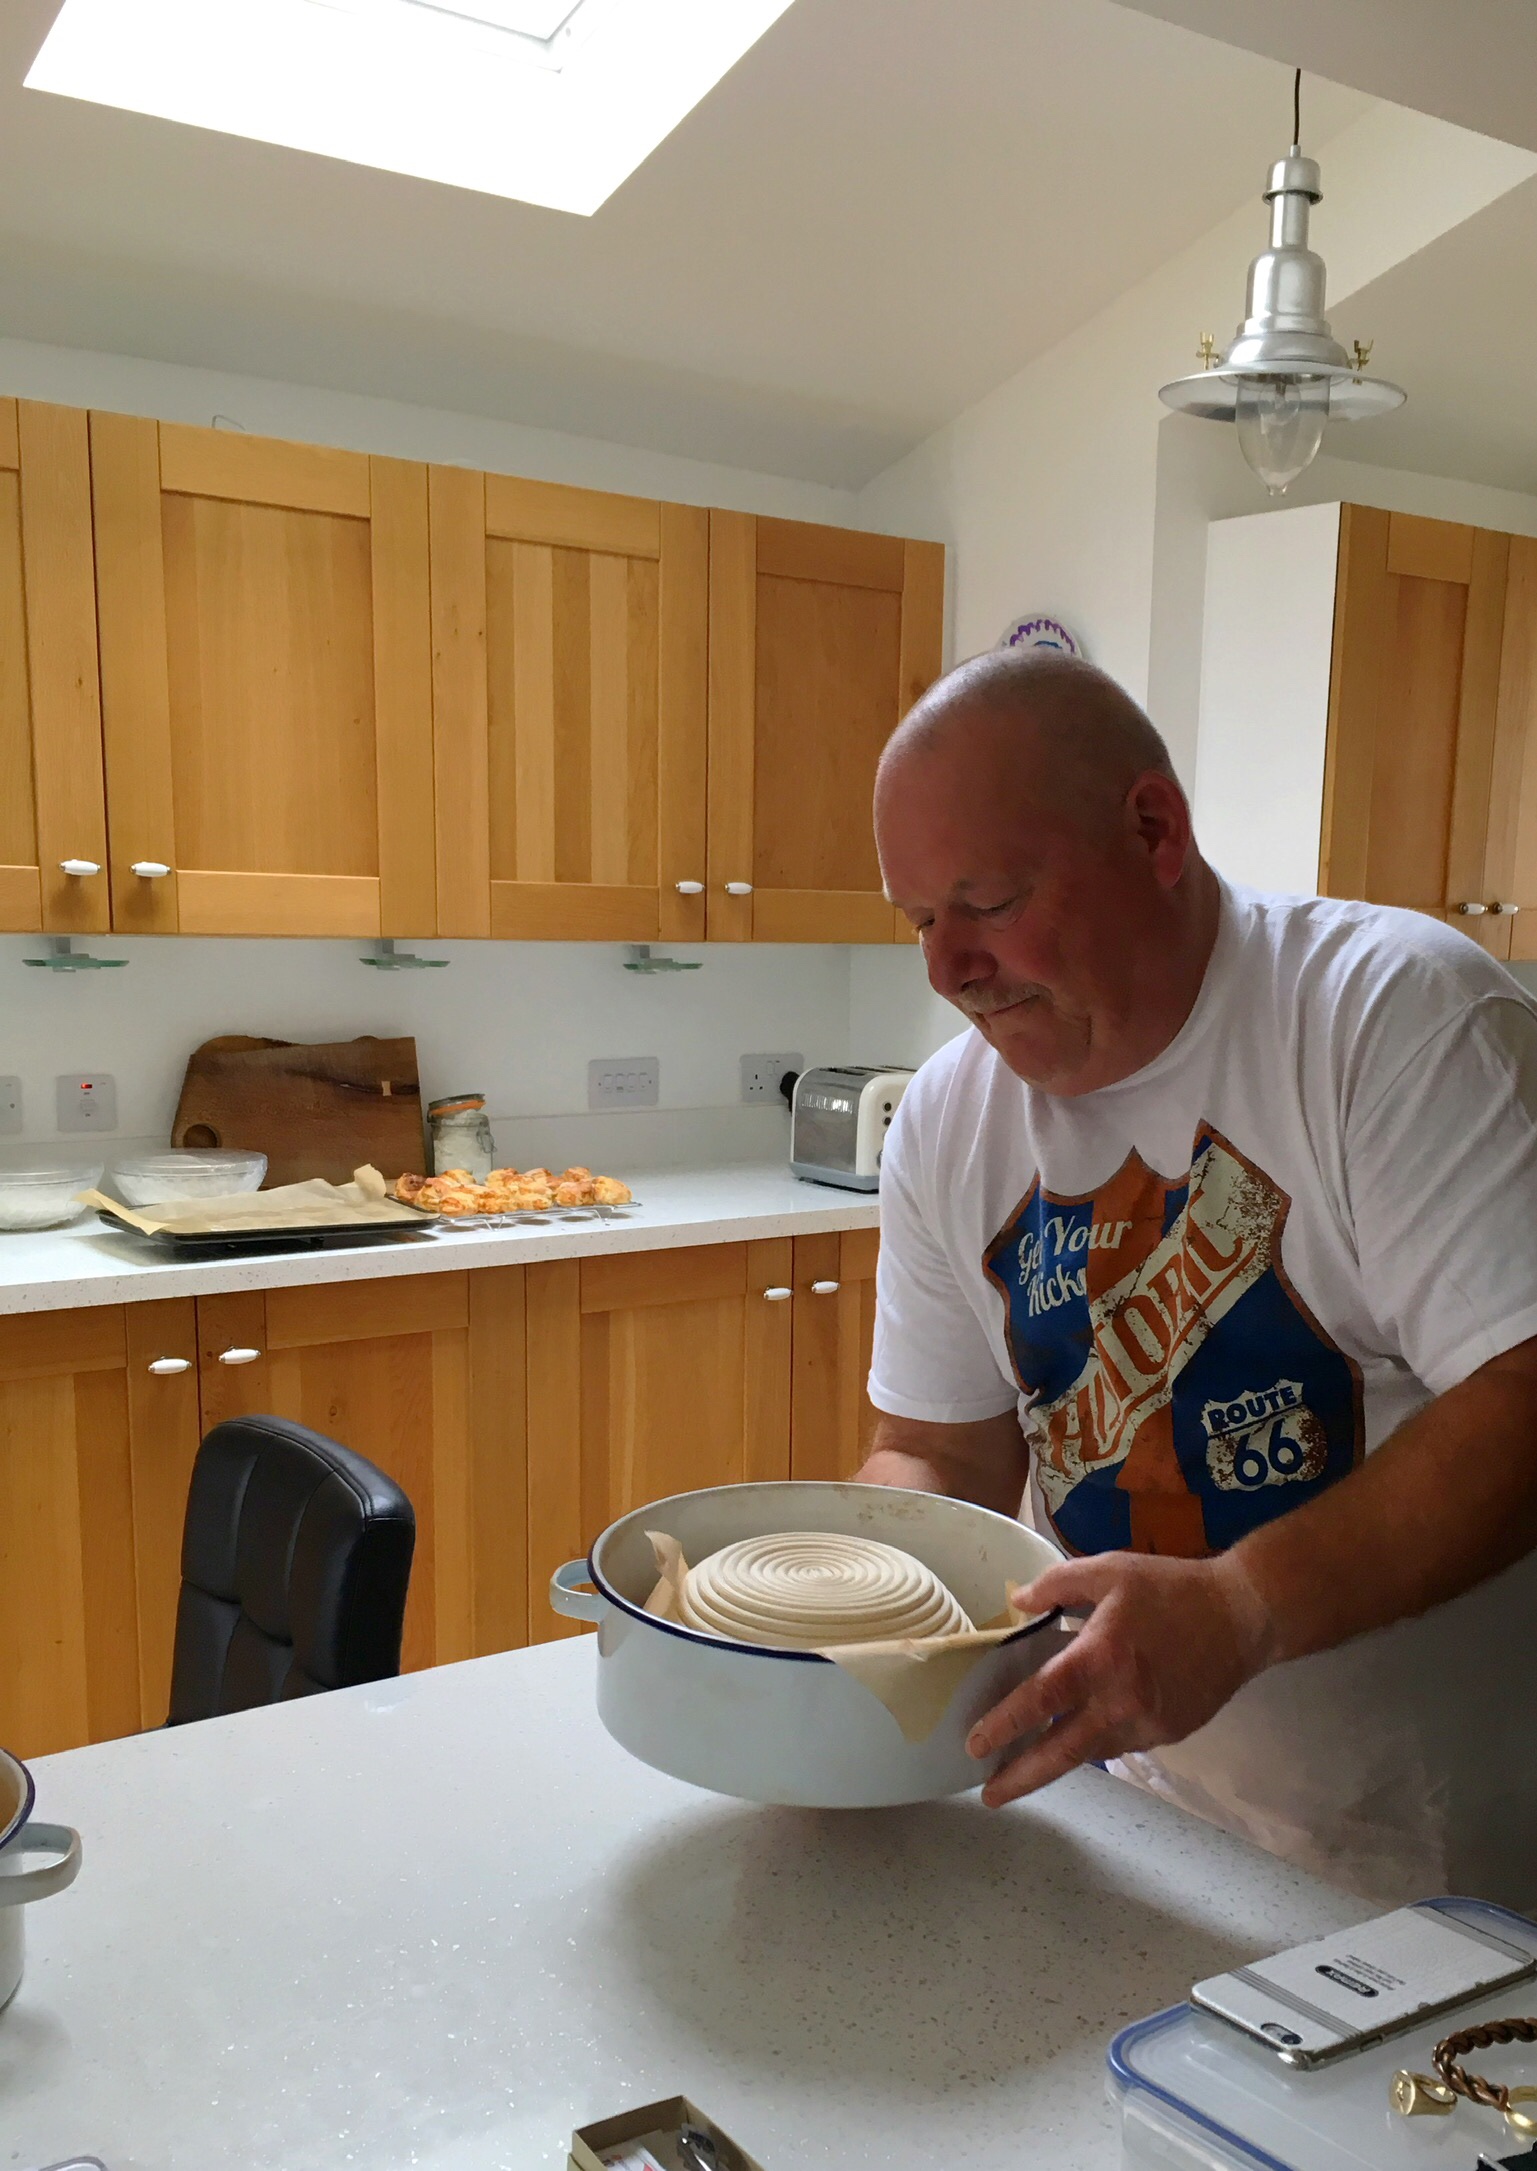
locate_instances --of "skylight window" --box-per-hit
[25,0,798,215]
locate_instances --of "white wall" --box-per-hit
[0,334,860,525]
[854,105,1537,764]
[0,934,856,1173]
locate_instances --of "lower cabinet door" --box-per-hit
[525,1239,794,1643]
[194,1268,527,1678]
[0,1300,200,1755]
[789,1228,881,1482]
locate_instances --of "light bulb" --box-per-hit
[1234,375,1330,495]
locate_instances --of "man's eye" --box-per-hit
[979,897,1020,918]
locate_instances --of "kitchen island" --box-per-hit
[0,1162,879,1317]
[5,1635,1361,2171]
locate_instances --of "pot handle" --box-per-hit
[0,1821,82,1904]
[549,1560,606,1623]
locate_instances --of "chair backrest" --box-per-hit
[167,1415,416,1725]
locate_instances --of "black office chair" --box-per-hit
[167,1415,416,1725]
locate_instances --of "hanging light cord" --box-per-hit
[1292,67,1302,152]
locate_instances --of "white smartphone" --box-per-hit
[1191,1905,1537,2069]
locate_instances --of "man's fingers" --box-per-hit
[980,1707,1111,1806]
[1014,1555,1124,1617]
[967,1645,1092,1757]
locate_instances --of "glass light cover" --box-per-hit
[1234,375,1330,495]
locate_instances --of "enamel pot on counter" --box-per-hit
[0,1745,82,2011]
[550,1481,1065,1808]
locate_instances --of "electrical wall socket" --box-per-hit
[0,1077,20,1137]
[56,1073,117,1133]
[740,1052,803,1104]
[588,1056,659,1111]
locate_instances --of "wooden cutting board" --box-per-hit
[172,1035,426,1186]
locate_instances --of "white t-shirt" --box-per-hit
[870,881,1537,1906]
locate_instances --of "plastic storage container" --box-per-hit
[0,1162,104,1229]
[110,1149,267,1204]
[1109,1897,1537,2169]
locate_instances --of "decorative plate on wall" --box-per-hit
[997,613,1083,657]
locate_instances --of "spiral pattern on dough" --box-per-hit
[679,1531,972,1650]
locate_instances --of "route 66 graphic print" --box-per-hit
[984,1124,1362,1558]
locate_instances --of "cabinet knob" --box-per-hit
[762,1286,793,1302]
[1492,902,1521,916]
[1455,901,1489,916]
[59,859,101,878]
[131,860,171,879]
[217,1347,262,1365]
[673,879,704,895]
[811,1279,841,1296]
[147,1356,191,1375]
[724,881,754,896]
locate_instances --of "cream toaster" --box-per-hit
[790,1065,915,1192]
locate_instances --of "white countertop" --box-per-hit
[6,1637,1363,2171]
[0,1164,880,1316]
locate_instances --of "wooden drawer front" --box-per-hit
[581,1243,746,1314]
[264,1273,469,1349]
[0,1306,126,1383]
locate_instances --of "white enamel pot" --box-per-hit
[0,1745,82,2011]
[550,1481,1065,1808]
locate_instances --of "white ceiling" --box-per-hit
[0,0,1372,484]
[1328,175,1537,499]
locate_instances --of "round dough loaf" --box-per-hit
[679,1531,973,1649]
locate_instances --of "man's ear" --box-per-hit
[1127,771,1194,885]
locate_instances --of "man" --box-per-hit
[862,646,1537,1904]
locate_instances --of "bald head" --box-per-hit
[880,648,1176,829]
[874,647,1217,1096]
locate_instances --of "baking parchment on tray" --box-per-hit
[77,1165,442,1255]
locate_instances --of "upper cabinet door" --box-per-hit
[1322,506,1511,950]
[90,417,435,937]
[707,513,944,943]
[429,469,708,942]
[0,400,110,934]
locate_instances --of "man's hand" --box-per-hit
[969,1549,1273,1807]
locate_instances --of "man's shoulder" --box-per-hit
[1228,885,1525,1024]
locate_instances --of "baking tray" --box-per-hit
[440,1203,643,1230]
[96,1212,444,1257]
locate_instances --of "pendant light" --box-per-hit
[1159,71,1405,494]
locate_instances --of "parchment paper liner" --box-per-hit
[645,1530,1043,1744]
[78,1163,430,1236]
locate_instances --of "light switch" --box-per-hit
[56,1073,117,1133]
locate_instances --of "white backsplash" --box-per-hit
[0,935,857,1174]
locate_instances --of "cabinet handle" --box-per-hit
[811,1279,841,1296]
[217,1347,262,1365]
[1455,901,1489,916]
[147,1356,191,1375]
[59,859,101,878]
[1492,902,1521,916]
[763,1286,793,1302]
[724,881,754,896]
[131,860,171,879]
[673,879,704,895]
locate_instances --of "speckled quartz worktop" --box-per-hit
[0,1163,881,1316]
[7,1636,1362,2171]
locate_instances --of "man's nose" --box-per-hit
[924,917,995,1001]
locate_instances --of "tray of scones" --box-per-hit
[393,1164,635,1223]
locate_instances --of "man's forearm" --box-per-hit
[1230,1336,1537,1666]
[859,1411,1030,1517]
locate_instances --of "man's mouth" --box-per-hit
[961,988,1044,1025]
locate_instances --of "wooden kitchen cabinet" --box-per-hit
[1197,501,1537,958]
[0,1299,200,1758]
[789,1227,882,1482]
[525,1230,882,1642]
[708,513,945,943]
[428,467,710,943]
[191,1271,527,1678]
[89,416,436,938]
[0,399,110,936]
[525,1240,795,1641]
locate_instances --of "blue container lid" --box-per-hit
[1108,1898,1537,2171]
